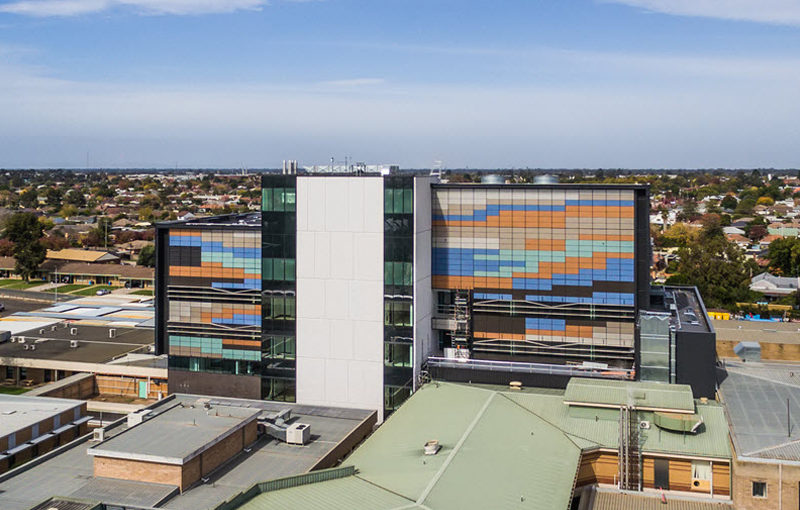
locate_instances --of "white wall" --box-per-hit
[295,176,385,422]
[413,177,434,388]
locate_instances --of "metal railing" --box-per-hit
[425,357,635,380]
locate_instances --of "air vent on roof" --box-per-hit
[424,440,441,455]
[634,391,646,400]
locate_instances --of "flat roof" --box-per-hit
[0,324,153,364]
[0,394,83,439]
[719,360,800,462]
[157,212,261,229]
[0,394,375,510]
[564,378,696,413]
[235,381,730,510]
[88,401,260,465]
[713,319,800,345]
[432,182,649,190]
[585,487,732,509]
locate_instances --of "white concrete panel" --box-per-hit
[325,279,349,320]
[347,178,365,232]
[296,231,315,281]
[324,358,350,403]
[353,320,384,362]
[329,231,354,280]
[347,360,385,422]
[295,176,386,416]
[413,177,434,387]
[295,356,326,403]
[296,177,309,232]
[363,178,384,234]
[296,318,330,359]
[296,277,325,319]
[313,232,331,278]
[354,233,383,282]
[305,178,327,232]
[349,280,383,323]
[329,320,354,361]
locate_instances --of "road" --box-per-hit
[0,297,47,318]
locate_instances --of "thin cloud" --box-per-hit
[606,0,800,26]
[0,0,267,16]
[318,78,385,87]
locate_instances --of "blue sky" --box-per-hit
[1,0,800,169]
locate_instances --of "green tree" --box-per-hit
[19,189,38,209]
[3,212,46,281]
[667,220,759,308]
[767,238,800,276]
[137,244,155,267]
[720,195,738,211]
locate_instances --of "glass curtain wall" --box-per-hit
[384,176,414,413]
[261,175,297,401]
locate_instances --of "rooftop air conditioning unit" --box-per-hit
[127,410,150,427]
[29,345,35,351]
[17,338,25,344]
[70,328,77,336]
[640,420,651,430]
[92,428,105,442]
[23,344,29,350]
[70,340,79,348]
[286,423,311,445]
[109,329,116,339]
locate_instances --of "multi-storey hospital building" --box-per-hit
[156,173,716,421]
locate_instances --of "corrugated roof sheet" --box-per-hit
[564,378,696,413]
[588,489,732,509]
[235,477,415,510]
[506,391,731,459]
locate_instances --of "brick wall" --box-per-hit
[733,459,800,510]
[94,456,184,489]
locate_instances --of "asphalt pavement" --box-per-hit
[0,297,47,318]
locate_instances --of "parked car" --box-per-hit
[0,303,5,312]
[96,289,111,296]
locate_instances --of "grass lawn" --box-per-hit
[0,279,19,287]
[3,280,49,290]
[0,386,29,395]
[73,285,115,296]
[47,284,92,294]
[131,289,153,296]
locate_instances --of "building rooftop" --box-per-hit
[719,360,800,462]
[0,394,83,438]
[0,324,153,364]
[232,381,730,510]
[157,212,261,229]
[584,487,733,509]
[564,378,696,413]
[47,249,119,263]
[713,319,800,345]
[88,400,260,465]
[647,286,713,334]
[0,394,375,510]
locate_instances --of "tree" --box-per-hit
[137,245,155,267]
[88,217,113,249]
[667,223,760,308]
[748,225,768,241]
[3,212,46,281]
[19,189,38,209]
[720,195,738,211]
[768,238,800,277]
[757,196,775,207]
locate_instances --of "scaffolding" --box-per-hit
[618,405,642,491]
[451,290,472,349]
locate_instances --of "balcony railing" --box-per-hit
[425,357,635,380]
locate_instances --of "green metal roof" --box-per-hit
[234,477,414,510]
[235,382,583,510]
[230,381,730,510]
[563,378,696,413]
[505,391,731,460]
